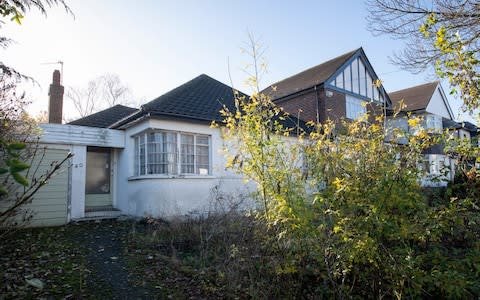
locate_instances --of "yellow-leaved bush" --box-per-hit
[218,76,480,298]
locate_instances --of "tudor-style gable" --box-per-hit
[326,48,390,106]
[262,48,391,123]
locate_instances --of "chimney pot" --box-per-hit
[52,70,61,85]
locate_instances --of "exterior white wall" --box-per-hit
[458,129,471,141]
[117,118,252,218]
[70,145,86,219]
[426,87,453,120]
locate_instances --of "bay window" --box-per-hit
[134,130,210,176]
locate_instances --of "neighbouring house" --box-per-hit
[386,81,478,186]
[262,47,391,123]
[26,48,477,227]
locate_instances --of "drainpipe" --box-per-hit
[315,85,319,124]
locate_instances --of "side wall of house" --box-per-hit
[274,90,320,123]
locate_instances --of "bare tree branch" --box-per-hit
[366,0,480,73]
[66,74,134,119]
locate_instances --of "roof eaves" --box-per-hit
[109,109,145,129]
[272,82,325,103]
[114,112,151,130]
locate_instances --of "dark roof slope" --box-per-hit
[111,74,308,132]
[443,118,461,130]
[460,121,479,133]
[69,104,138,128]
[389,82,438,112]
[141,74,241,123]
[261,48,359,100]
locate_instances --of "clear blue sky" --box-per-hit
[2,0,471,121]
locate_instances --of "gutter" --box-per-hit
[272,83,325,104]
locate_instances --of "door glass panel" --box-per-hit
[86,150,111,194]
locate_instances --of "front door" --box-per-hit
[85,147,112,209]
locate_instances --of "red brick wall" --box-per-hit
[321,89,346,123]
[274,89,320,123]
[273,87,385,124]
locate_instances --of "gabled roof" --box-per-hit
[262,48,359,100]
[111,74,308,131]
[68,104,138,128]
[388,82,439,112]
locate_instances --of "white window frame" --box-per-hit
[133,130,211,176]
[346,95,367,120]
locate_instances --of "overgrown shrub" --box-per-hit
[217,40,480,298]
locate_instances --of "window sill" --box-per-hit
[128,174,216,181]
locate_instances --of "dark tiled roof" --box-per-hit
[261,48,359,100]
[459,121,479,133]
[111,74,308,132]
[389,82,439,112]
[443,118,461,130]
[69,104,138,128]
[141,74,241,123]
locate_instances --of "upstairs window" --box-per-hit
[424,114,443,131]
[134,130,210,176]
[329,56,385,103]
[346,95,366,120]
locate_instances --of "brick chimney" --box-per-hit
[48,70,64,124]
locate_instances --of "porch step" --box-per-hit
[84,206,122,219]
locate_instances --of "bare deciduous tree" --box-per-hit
[66,74,134,119]
[101,73,133,107]
[366,0,480,73]
[66,80,100,118]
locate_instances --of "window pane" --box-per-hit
[134,137,139,176]
[359,59,366,96]
[366,73,373,99]
[344,65,352,91]
[196,145,209,175]
[166,132,178,175]
[148,132,165,174]
[181,134,194,174]
[351,58,359,94]
[139,134,145,175]
[373,85,379,101]
[335,72,344,90]
[196,135,209,175]
[196,135,209,145]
